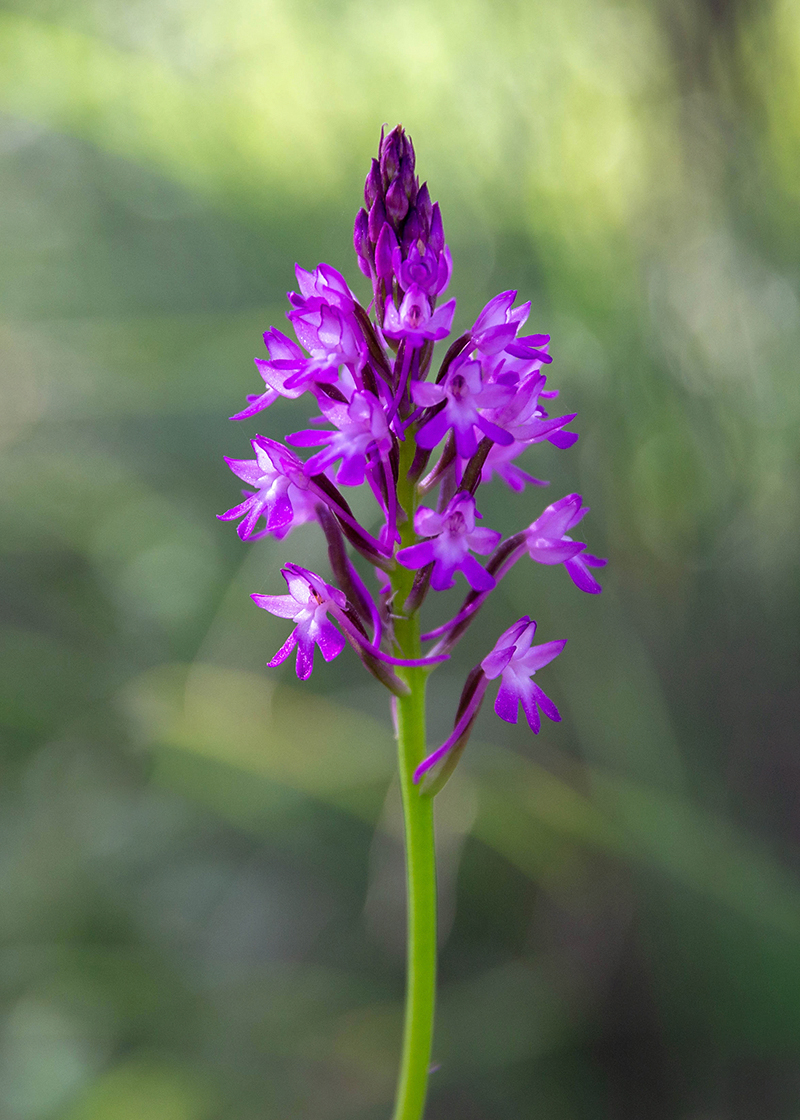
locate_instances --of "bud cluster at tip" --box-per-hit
[219,125,605,786]
[354,125,451,326]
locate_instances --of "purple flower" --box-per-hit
[287,391,392,486]
[413,615,566,781]
[230,328,309,421]
[471,290,532,355]
[286,301,363,376]
[481,617,565,732]
[383,285,456,346]
[476,369,578,451]
[217,436,318,540]
[397,492,501,591]
[525,494,606,593]
[221,125,603,804]
[412,358,515,457]
[252,564,347,680]
[288,262,355,313]
[392,242,452,296]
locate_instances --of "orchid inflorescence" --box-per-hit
[220,125,604,784]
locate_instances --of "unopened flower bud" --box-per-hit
[399,153,417,201]
[364,158,382,208]
[368,196,386,243]
[386,177,410,223]
[415,183,432,232]
[401,209,423,254]
[429,203,444,255]
[354,208,371,265]
[380,127,403,185]
[375,223,398,282]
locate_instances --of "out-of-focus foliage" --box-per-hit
[1,0,799,1116]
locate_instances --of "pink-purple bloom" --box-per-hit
[392,243,452,296]
[218,436,317,540]
[253,565,347,681]
[412,359,515,457]
[383,285,456,346]
[471,290,532,355]
[397,493,501,591]
[481,617,565,733]
[287,391,392,487]
[525,494,607,593]
[288,262,355,313]
[221,124,603,784]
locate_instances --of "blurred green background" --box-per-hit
[1,0,800,1116]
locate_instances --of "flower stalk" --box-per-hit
[389,424,437,1119]
[392,665,436,1120]
[219,124,605,1118]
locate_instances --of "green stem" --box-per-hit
[389,438,437,1120]
[392,660,436,1120]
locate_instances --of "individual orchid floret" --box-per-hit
[525,494,606,593]
[478,370,578,449]
[231,328,308,420]
[286,301,364,377]
[233,325,345,423]
[288,391,392,487]
[481,617,566,733]
[253,564,347,680]
[253,563,448,688]
[392,243,453,297]
[397,492,501,591]
[217,436,317,540]
[413,616,565,782]
[412,358,515,458]
[383,285,456,347]
[288,262,355,313]
[470,290,532,355]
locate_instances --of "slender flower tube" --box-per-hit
[220,124,604,1120]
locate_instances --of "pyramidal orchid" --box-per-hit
[219,125,604,1120]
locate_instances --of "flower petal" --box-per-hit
[564,555,603,594]
[494,677,520,723]
[294,634,315,680]
[517,638,567,673]
[527,538,586,565]
[251,593,300,619]
[316,618,346,662]
[267,631,297,666]
[459,553,496,592]
[529,680,561,723]
[518,680,542,733]
[396,541,436,570]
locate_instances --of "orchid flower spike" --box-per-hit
[222,121,603,785]
[223,126,604,1116]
